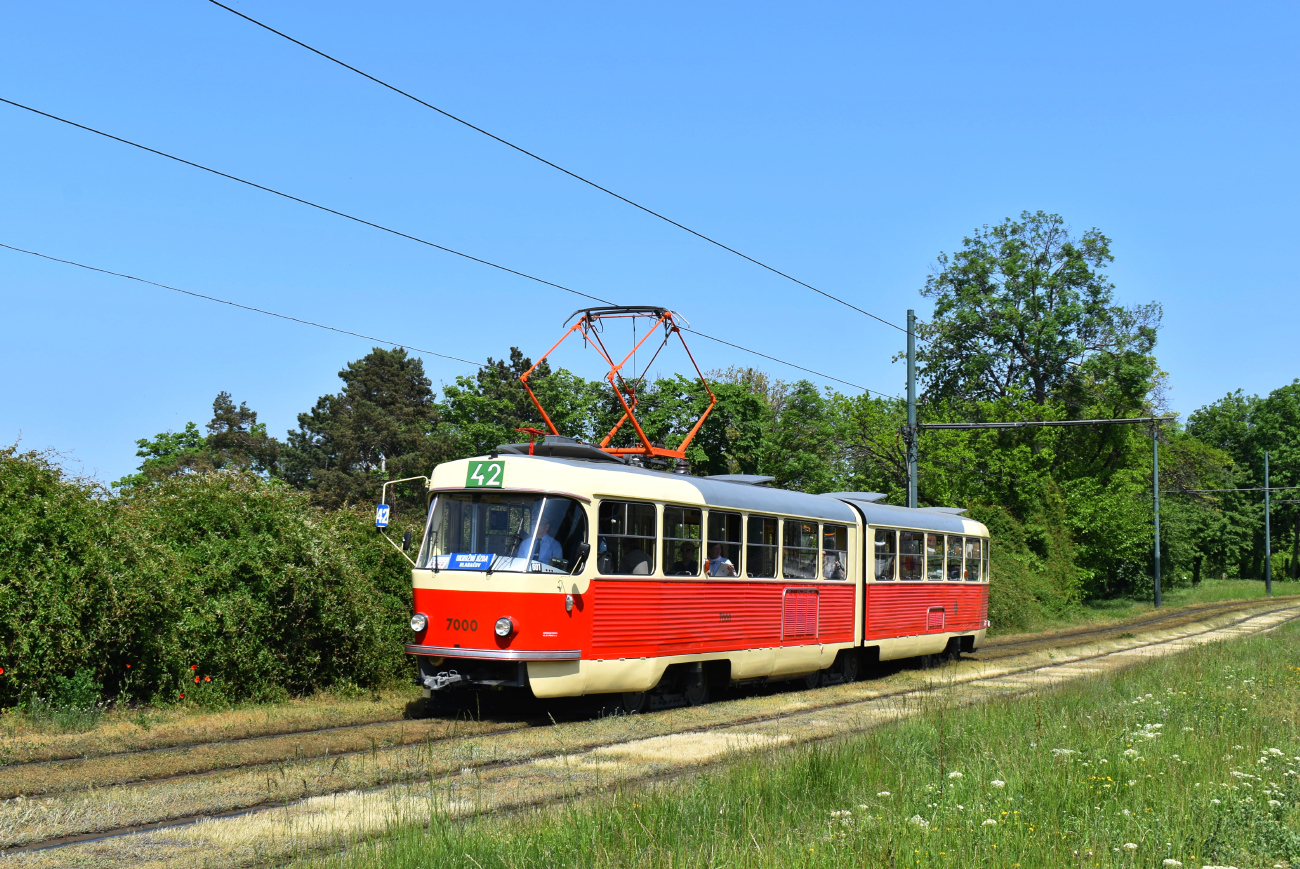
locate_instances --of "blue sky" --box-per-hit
[2,1,1296,485]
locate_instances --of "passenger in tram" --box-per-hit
[707,542,736,577]
[516,518,563,566]
[669,542,700,576]
[619,547,652,575]
[823,552,845,580]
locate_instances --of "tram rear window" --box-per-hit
[964,538,982,581]
[707,511,741,577]
[598,500,656,575]
[874,529,896,580]
[822,524,848,580]
[418,493,588,574]
[899,531,924,581]
[782,519,818,580]
[746,515,778,578]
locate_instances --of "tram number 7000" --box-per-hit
[447,618,479,632]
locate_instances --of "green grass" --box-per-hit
[305,619,1300,869]
[1007,578,1300,637]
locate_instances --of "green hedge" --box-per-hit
[0,448,413,708]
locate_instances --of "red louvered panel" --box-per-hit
[926,607,945,630]
[817,584,856,642]
[866,583,989,639]
[782,589,818,639]
[590,579,786,658]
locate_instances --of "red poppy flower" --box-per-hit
[194,676,200,683]
[0,667,5,676]
[203,676,211,682]
[125,664,131,669]
[191,664,198,670]
[179,693,185,699]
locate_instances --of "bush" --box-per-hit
[0,448,414,709]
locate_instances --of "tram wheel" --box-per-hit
[620,691,647,714]
[839,651,860,684]
[802,670,823,690]
[684,677,710,706]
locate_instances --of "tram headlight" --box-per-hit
[494,616,515,638]
[410,613,428,632]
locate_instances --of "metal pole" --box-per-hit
[1265,451,1272,596]
[906,309,917,509]
[1153,426,1162,608]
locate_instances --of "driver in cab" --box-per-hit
[516,518,563,566]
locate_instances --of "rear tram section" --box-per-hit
[403,438,989,708]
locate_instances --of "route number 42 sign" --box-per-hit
[466,461,504,488]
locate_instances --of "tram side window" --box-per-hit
[925,533,945,581]
[874,529,897,580]
[947,535,964,581]
[597,500,656,575]
[964,538,982,581]
[783,519,819,579]
[663,506,702,576]
[822,524,848,580]
[899,531,924,581]
[983,540,990,582]
[706,511,742,577]
[746,515,778,578]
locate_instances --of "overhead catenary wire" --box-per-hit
[0,97,892,397]
[204,0,912,338]
[0,241,480,367]
[918,416,1176,430]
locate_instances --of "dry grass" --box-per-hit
[5,603,1295,866]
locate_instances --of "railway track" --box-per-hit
[0,595,1290,802]
[4,599,1297,865]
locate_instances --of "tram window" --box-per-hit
[982,540,990,582]
[822,524,848,580]
[783,519,818,580]
[899,531,925,581]
[706,511,742,577]
[663,506,702,576]
[964,538,982,581]
[419,493,588,575]
[874,529,897,581]
[746,515,778,578]
[598,500,656,575]
[925,533,945,581]
[947,536,964,581]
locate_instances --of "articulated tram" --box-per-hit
[401,437,989,711]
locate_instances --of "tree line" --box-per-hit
[6,210,1293,709]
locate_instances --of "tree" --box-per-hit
[917,210,1160,409]
[280,348,452,510]
[113,422,209,489]
[207,391,280,474]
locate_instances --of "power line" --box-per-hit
[0,241,480,366]
[205,0,911,337]
[0,97,893,396]
[1163,487,1300,494]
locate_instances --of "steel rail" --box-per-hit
[8,602,1296,857]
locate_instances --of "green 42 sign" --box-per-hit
[466,460,505,488]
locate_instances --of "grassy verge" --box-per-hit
[988,578,1300,638]
[307,620,1300,869]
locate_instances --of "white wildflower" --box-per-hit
[1053,748,1077,757]
[1268,799,1281,807]
[1123,842,1138,850]
[1124,749,1139,758]
[1210,798,1221,804]
[990,780,1005,788]
[1267,748,1283,756]
[948,770,963,779]
[1128,780,1137,786]
[876,791,891,797]
[1123,809,1133,816]
[1183,726,1194,732]
[981,818,997,826]
[908,815,929,828]
[1163,861,1183,867]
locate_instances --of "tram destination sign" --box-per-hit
[466,460,504,488]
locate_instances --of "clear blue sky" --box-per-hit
[2,1,1296,485]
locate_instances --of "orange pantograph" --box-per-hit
[519,306,717,460]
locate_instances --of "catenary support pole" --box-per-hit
[1153,425,1162,608]
[1265,451,1272,596]
[906,309,917,510]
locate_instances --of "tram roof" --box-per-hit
[530,456,971,533]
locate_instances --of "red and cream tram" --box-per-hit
[401,436,989,710]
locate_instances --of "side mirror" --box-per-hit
[402,530,412,552]
[571,541,591,574]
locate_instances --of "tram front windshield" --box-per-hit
[417,493,588,574]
